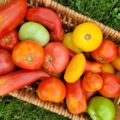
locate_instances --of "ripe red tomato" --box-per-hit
[0,29,20,51]
[98,73,120,98]
[0,49,15,75]
[65,78,87,114]
[85,90,97,101]
[43,42,70,73]
[91,40,117,63]
[117,46,120,57]
[82,72,103,91]
[12,40,45,70]
[37,76,66,103]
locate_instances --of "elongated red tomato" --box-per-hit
[66,79,87,114]
[0,69,50,96]
[26,7,64,42]
[0,29,20,51]
[0,0,27,39]
[12,40,45,70]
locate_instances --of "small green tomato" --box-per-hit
[18,22,50,47]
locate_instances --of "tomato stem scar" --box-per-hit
[84,34,91,40]
[4,37,10,43]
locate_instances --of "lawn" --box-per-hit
[0,0,120,120]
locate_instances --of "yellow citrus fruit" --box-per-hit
[72,22,103,52]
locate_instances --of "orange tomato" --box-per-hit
[102,63,115,74]
[111,55,120,71]
[12,40,44,70]
[37,77,66,103]
[82,72,103,92]
[72,22,103,52]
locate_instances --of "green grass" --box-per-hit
[1,0,120,120]
[54,0,120,32]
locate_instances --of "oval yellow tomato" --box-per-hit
[72,22,103,52]
[64,53,86,83]
[62,32,82,53]
[111,55,120,71]
[102,63,115,74]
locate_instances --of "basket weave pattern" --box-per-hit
[0,0,120,120]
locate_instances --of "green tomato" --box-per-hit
[87,96,115,120]
[18,22,50,47]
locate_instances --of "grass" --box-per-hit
[0,0,120,120]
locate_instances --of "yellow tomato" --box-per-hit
[102,63,115,74]
[111,55,120,71]
[62,32,82,53]
[72,22,103,52]
[64,53,86,83]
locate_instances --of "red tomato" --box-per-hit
[117,46,120,57]
[0,0,27,39]
[0,49,15,75]
[82,72,103,91]
[37,77,66,103]
[0,29,20,51]
[84,60,103,74]
[12,40,45,70]
[65,79,87,114]
[83,52,93,61]
[43,42,70,73]
[85,90,97,101]
[98,73,120,98]
[91,40,117,63]
[68,49,77,59]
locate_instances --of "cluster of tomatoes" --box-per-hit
[1,0,120,120]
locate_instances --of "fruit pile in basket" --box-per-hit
[0,0,120,120]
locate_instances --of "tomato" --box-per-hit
[98,73,120,98]
[12,40,45,70]
[42,67,62,78]
[66,79,87,114]
[111,55,120,71]
[0,49,15,75]
[0,0,27,39]
[0,29,20,51]
[0,69,50,96]
[64,53,86,83]
[43,42,70,74]
[62,32,82,53]
[85,90,97,101]
[102,62,115,74]
[117,46,120,57]
[18,22,50,47]
[87,96,116,120]
[83,52,93,61]
[72,22,103,52]
[82,72,103,91]
[37,77,66,103]
[68,49,77,59]
[91,40,117,63]
[84,60,102,74]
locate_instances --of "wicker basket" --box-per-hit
[0,0,120,120]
